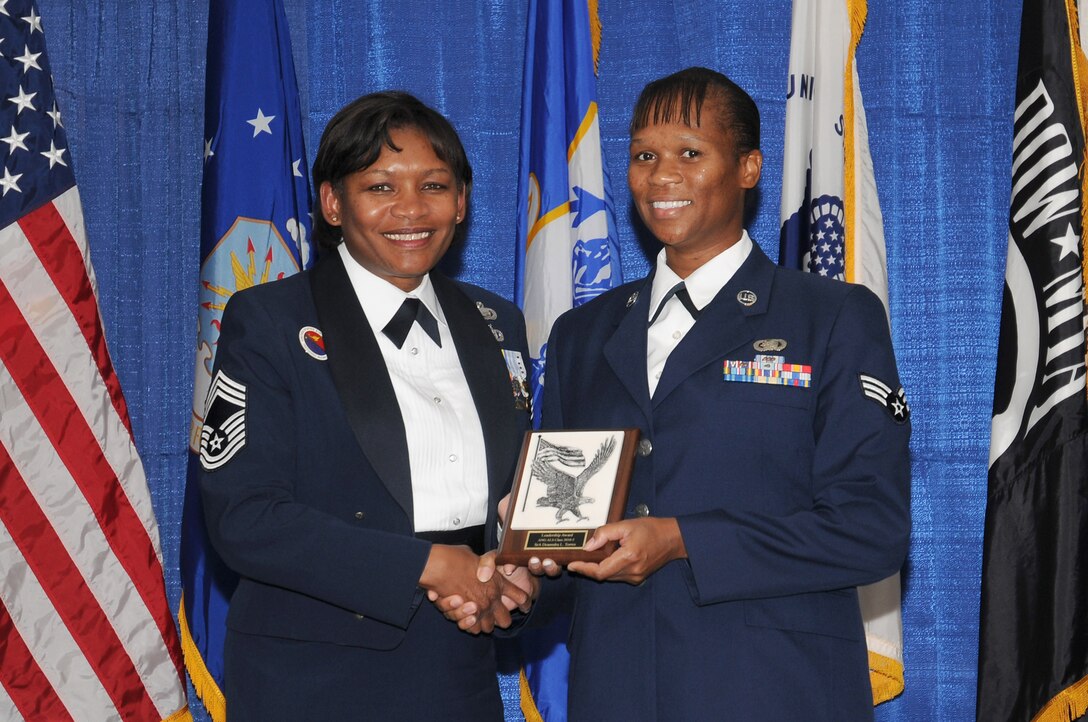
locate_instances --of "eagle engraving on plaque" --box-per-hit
[526,436,616,522]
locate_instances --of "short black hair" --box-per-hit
[630,67,760,155]
[311,91,472,251]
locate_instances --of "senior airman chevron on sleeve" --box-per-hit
[859,373,910,424]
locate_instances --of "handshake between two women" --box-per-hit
[419,546,540,635]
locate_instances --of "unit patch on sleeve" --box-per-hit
[859,373,910,423]
[200,370,248,470]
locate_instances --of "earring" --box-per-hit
[330,215,339,222]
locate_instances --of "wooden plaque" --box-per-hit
[496,428,639,565]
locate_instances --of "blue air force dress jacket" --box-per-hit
[539,243,911,721]
[198,252,530,697]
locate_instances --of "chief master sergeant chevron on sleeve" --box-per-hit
[196,91,533,721]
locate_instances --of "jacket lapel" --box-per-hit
[432,273,519,506]
[652,243,776,407]
[603,277,656,424]
[311,253,414,521]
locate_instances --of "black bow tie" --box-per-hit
[383,297,442,348]
[649,281,700,325]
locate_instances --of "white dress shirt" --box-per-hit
[646,231,753,396]
[338,244,488,532]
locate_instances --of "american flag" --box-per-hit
[0,2,188,719]
[534,437,586,468]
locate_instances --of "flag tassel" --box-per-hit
[1031,675,1088,722]
[868,650,905,705]
[519,667,547,722]
[177,595,226,722]
[842,0,867,282]
[1064,0,1088,378]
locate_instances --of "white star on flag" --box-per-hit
[0,7,190,719]
[21,6,41,34]
[1,125,28,153]
[40,140,66,169]
[14,45,41,73]
[1050,223,1080,260]
[0,166,22,195]
[9,85,35,114]
[292,158,303,177]
[204,137,214,162]
[247,108,275,137]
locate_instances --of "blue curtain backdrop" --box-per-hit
[41,2,1017,720]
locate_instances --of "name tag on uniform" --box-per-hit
[723,354,812,388]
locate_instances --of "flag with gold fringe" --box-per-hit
[178,0,313,718]
[514,0,621,719]
[976,0,1088,719]
[778,0,904,705]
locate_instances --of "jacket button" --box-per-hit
[634,503,650,517]
[354,511,365,520]
[638,439,653,457]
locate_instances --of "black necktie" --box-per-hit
[649,282,700,325]
[382,298,442,348]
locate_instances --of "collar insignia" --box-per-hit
[476,301,498,321]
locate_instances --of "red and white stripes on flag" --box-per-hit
[0,186,189,720]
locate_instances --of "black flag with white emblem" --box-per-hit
[977,1,1088,719]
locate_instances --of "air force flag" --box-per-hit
[515,0,622,427]
[778,0,903,706]
[179,1,313,719]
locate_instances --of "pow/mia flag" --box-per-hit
[977,1,1088,720]
[200,370,247,471]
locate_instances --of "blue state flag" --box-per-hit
[515,0,622,429]
[514,1,621,719]
[178,1,312,718]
